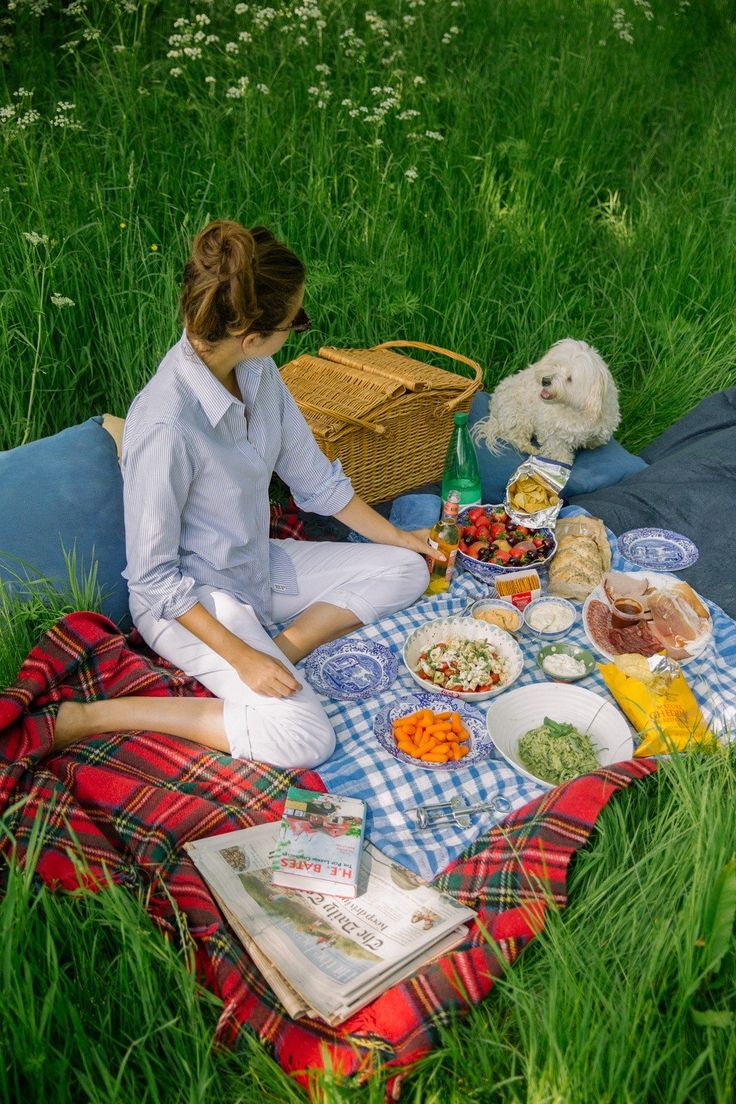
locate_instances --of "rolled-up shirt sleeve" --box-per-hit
[274,374,355,515]
[122,421,199,621]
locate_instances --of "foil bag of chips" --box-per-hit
[505,455,571,530]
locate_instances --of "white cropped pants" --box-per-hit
[130,539,428,770]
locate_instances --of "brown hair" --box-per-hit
[180,219,305,344]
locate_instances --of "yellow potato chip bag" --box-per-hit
[598,654,715,756]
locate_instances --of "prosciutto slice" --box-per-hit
[648,590,709,653]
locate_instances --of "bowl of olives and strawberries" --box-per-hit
[456,504,557,585]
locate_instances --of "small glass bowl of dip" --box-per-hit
[467,598,523,635]
[522,596,576,641]
[536,642,596,683]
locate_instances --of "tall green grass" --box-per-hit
[2,0,735,450]
[2,1,736,1101]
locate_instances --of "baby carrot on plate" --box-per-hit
[391,708,471,763]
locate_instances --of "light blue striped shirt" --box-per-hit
[121,331,354,623]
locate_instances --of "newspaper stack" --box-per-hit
[186,822,476,1026]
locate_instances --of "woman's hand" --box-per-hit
[233,648,303,698]
[402,528,446,565]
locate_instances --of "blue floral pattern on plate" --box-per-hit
[373,691,496,771]
[617,528,699,571]
[304,639,398,701]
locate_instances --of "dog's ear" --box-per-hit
[584,370,605,424]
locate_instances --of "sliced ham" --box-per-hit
[603,571,651,605]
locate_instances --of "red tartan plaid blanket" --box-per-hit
[0,612,656,1095]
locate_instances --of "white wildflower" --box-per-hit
[205,75,216,83]
[314,62,330,75]
[238,30,253,42]
[23,231,49,245]
[612,9,634,43]
[225,41,239,53]
[413,75,425,86]
[226,76,250,98]
[170,67,183,77]
[425,130,444,141]
[51,292,75,308]
[397,109,420,121]
[235,2,248,12]
[404,166,418,182]
[256,83,270,94]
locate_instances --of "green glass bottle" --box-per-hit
[441,411,482,508]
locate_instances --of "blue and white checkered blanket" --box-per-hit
[304,510,736,880]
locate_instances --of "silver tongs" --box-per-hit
[410,794,511,830]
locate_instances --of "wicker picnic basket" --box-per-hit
[280,341,482,504]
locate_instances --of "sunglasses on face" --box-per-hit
[271,307,312,334]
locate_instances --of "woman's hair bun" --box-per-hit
[194,220,256,282]
[181,218,305,345]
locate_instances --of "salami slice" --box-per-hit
[585,599,661,657]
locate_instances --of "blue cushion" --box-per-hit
[0,417,130,628]
[468,391,648,501]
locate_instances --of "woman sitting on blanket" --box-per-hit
[55,219,439,766]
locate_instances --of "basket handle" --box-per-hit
[297,398,386,436]
[373,340,482,411]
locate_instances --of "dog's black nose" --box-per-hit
[541,376,552,387]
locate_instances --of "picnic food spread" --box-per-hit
[415,639,507,693]
[518,717,601,784]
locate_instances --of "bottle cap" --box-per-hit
[453,412,468,426]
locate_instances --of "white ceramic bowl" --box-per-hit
[402,616,524,702]
[486,682,633,788]
[522,596,577,641]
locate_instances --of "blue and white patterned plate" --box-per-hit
[374,691,496,772]
[617,528,699,571]
[304,639,398,701]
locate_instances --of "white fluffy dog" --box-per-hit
[471,338,620,465]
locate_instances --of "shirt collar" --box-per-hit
[179,330,262,428]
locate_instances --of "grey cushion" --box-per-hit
[568,389,736,617]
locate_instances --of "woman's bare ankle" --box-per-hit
[53,701,92,750]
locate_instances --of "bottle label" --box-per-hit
[427,538,458,584]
